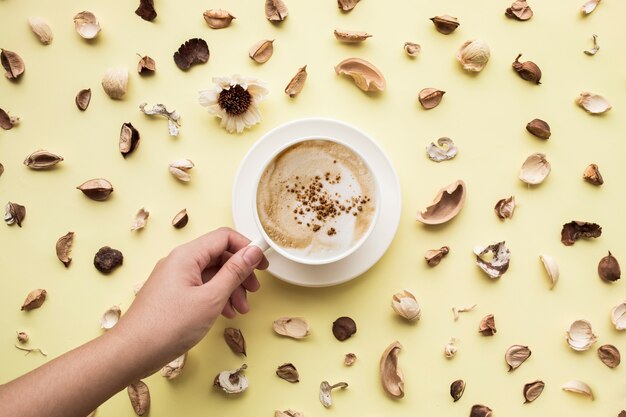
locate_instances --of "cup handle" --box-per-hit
[248,237,270,252]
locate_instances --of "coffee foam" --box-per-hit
[256,140,376,260]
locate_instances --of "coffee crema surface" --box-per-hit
[256,140,376,260]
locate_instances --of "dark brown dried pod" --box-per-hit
[172,208,189,228]
[332,316,357,341]
[224,328,246,356]
[94,246,123,273]
[77,178,114,201]
[23,150,63,169]
[418,88,445,109]
[470,405,493,417]
[619,411,626,417]
[430,15,460,34]
[0,108,19,129]
[137,55,156,74]
[127,380,150,416]
[119,123,140,157]
[505,0,533,21]
[526,119,551,139]
[561,221,602,246]
[478,314,497,336]
[0,163,4,177]
[265,0,288,22]
[135,0,156,22]
[425,246,449,266]
[173,38,209,71]
[75,88,91,111]
[276,363,299,383]
[338,0,360,11]
[1,49,25,80]
[597,344,620,368]
[523,380,545,403]
[583,163,603,186]
[450,379,465,402]
[598,251,621,282]
[21,289,46,311]
[56,231,74,267]
[5,201,26,227]
[512,54,542,84]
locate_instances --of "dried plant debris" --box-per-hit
[418,88,445,109]
[470,404,493,417]
[320,381,348,407]
[610,302,626,330]
[119,123,140,157]
[334,29,372,43]
[453,304,476,321]
[512,54,542,84]
[344,353,357,366]
[5,202,26,227]
[577,92,611,114]
[56,232,75,267]
[77,179,114,201]
[173,38,209,71]
[100,305,121,330]
[519,153,551,185]
[214,364,248,394]
[275,410,303,417]
[456,40,490,72]
[416,179,465,225]
[94,246,123,273]
[0,163,4,177]
[426,137,457,162]
[28,17,53,45]
[101,68,128,100]
[21,289,46,311]
[430,15,459,34]
[478,314,497,336]
[561,380,594,400]
[139,103,181,136]
[539,254,559,289]
[1,49,25,80]
[273,317,310,339]
[404,42,421,57]
[523,380,545,403]
[161,353,187,379]
[15,345,47,356]
[135,0,156,21]
[285,65,307,97]
[136,55,155,74]
[598,344,620,368]
[334,57,386,92]
[0,108,19,129]
[583,163,603,185]
[172,208,189,228]
[561,221,601,246]
[526,119,551,139]
[505,0,533,20]
[425,246,449,267]
[130,208,149,231]
[584,34,600,55]
[581,0,601,15]
[474,241,510,279]
[276,363,299,382]
[127,380,150,416]
[380,341,404,398]
[392,290,421,321]
[73,11,101,39]
[332,316,357,341]
[494,196,515,220]
[75,88,91,111]
[505,345,531,371]
[450,379,465,402]
[249,39,274,63]
[567,319,598,351]
[338,0,360,11]
[24,150,63,169]
[224,327,246,356]
[265,0,289,22]
[17,331,29,344]
[169,159,194,182]
[203,9,236,29]
[598,252,620,282]
[444,338,458,358]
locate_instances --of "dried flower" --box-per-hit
[344,353,356,366]
[561,380,594,400]
[512,54,542,84]
[127,380,150,415]
[319,381,348,407]
[576,92,611,114]
[28,17,53,45]
[265,0,288,22]
[598,344,620,368]
[0,108,19,129]
[444,338,458,358]
[161,353,187,379]
[334,29,372,43]
[474,241,510,279]
[100,305,121,330]
[139,103,180,136]
[56,231,75,267]
[73,11,101,39]
[452,304,476,321]
[101,68,128,100]
[75,88,91,111]
[285,65,307,97]
[249,39,274,63]
[470,405,493,417]
[416,180,465,225]
[169,159,194,182]
[130,208,149,231]
[119,123,140,157]
[581,0,601,15]
[198,75,268,133]
[610,302,626,330]
[494,196,515,220]
[17,331,29,344]
[430,15,459,34]
[561,221,602,246]
[392,290,421,321]
[523,380,545,403]
[203,9,236,29]
[224,328,246,356]
[338,0,360,11]
[539,254,559,289]
[276,363,299,382]
[273,317,310,339]
[505,345,531,371]
[583,163,603,185]
[94,246,123,273]
[135,0,156,21]
[404,42,421,57]
[426,137,457,162]
[380,341,404,398]
[478,314,497,336]
[456,40,490,72]
[23,150,63,169]
[567,319,598,351]
[526,119,551,139]
[136,55,155,74]
[505,0,533,20]
[5,202,26,227]
[332,316,357,341]
[425,246,449,267]
[77,179,114,201]
[21,289,46,311]
[214,364,248,394]
[172,209,189,228]
[519,153,551,185]
[418,88,445,109]
[584,34,600,55]
[450,379,465,401]
[173,38,209,71]
[275,410,303,417]
[1,49,25,80]
[335,58,386,92]
[598,251,620,282]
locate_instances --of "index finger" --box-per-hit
[178,227,252,271]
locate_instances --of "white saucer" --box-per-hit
[232,118,402,287]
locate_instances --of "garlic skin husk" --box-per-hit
[404,42,421,57]
[561,380,594,400]
[130,208,149,231]
[426,137,457,162]
[566,319,598,351]
[456,39,490,72]
[391,290,421,321]
[474,242,511,279]
[100,306,121,330]
[272,317,310,339]
[576,92,611,114]
[519,153,551,185]
[73,11,101,39]
[28,17,53,45]
[161,352,187,379]
[581,0,601,15]
[319,381,348,408]
[444,338,458,358]
[215,364,248,394]
[539,254,559,289]
[611,302,626,330]
[169,159,194,182]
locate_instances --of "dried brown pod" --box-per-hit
[505,0,533,20]
[581,0,601,15]
[24,150,63,169]
[519,153,551,185]
[28,17,53,45]
[577,92,611,114]
[73,11,101,39]
[332,316,357,341]
[224,328,246,356]
[584,34,600,55]
[1,49,25,80]
[5,202,26,227]
[430,15,459,34]
[319,381,348,407]
[273,317,310,339]
[334,29,372,43]
[526,119,551,139]
[598,251,620,282]
[21,289,46,311]
[249,39,274,64]
[620,411,626,417]
[583,163,603,185]
[494,196,515,220]
[380,341,404,398]
[416,179,465,225]
[17,331,29,344]
[561,221,602,246]
[418,88,445,109]
[173,38,209,71]
[338,0,360,11]
[450,379,465,402]
[426,137,457,162]
[119,123,140,157]
[478,314,497,336]
[334,57,386,92]
[101,68,128,100]
[344,353,357,366]
[135,0,156,21]
[77,178,114,201]
[172,208,189,228]
[425,246,449,267]
[203,9,236,29]
[137,55,155,74]
[161,353,187,379]
[56,231,74,267]
[456,40,490,72]
[94,246,123,273]
[75,88,91,111]
[470,404,493,417]
[214,364,248,393]
[567,319,598,351]
[265,0,288,22]
[561,380,594,400]
[523,380,545,403]
[127,380,150,416]
[285,65,307,97]
[276,363,299,382]
[0,108,19,129]
[404,42,421,57]
[505,345,531,371]
[598,344,620,368]
[130,208,149,231]
[512,54,542,84]
[169,159,194,182]
[0,163,3,176]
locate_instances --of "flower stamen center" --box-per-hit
[218,85,252,116]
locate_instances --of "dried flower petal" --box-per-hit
[584,34,600,55]
[338,0,360,11]
[380,341,404,398]
[418,88,445,109]
[478,314,497,336]
[265,0,288,22]
[523,380,545,403]
[452,304,477,321]
[444,338,458,358]
[583,163,603,186]
[456,39,490,72]
[249,39,274,63]
[526,119,551,139]
[561,380,594,400]
[77,178,114,201]
[450,379,465,401]
[135,0,156,21]
[426,137,457,162]
[416,180,465,225]
[56,231,74,267]
[169,159,194,182]
[203,9,236,29]
[75,88,91,111]
[332,316,357,341]
[285,65,307,97]
[519,153,551,185]
[425,246,449,267]
[130,208,149,231]
[273,317,310,339]
[470,404,493,417]
[224,328,246,356]
[172,208,189,228]
[101,68,128,100]
[474,241,510,279]
[136,55,155,74]
[344,353,356,366]
[5,202,26,227]
[214,364,248,394]
[24,150,63,169]
[173,38,209,71]
[21,289,46,311]
[505,0,533,20]
[597,344,620,368]
[430,15,459,34]
[73,11,101,40]
[539,254,559,289]
[576,92,611,114]
[94,246,123,273]
[334,57,386,92]
[334,29,372,43]
[1,49,25,80]
[561,221,602,246]
[319,381,348,407]
[598,251,620,282]
[276,363,299,382]
[28,17,53,45]
[139,103,181,136]
[404,42,421,57]
[505,345,531,371]
[392,290,421,321]
[512,54,542,84]
[567,319,598,351]
[0,108,19,130]
[127,380,150,415]
[494,196,516,220]
[161,353,187,379]
[610,302,626,330]
[581,0,601,15]
[100,305,121,330]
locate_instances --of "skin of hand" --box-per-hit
[0,227,268,417]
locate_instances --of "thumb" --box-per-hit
[206,245,264,298]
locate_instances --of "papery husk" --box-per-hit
[494,196,515,220]
[478,314,497,336]
[75,88,91,111]
[265,0,288,22]
[5,202,26,227]
[56,231,75,267]
[611,302,626,330]
[474,241,510,279]
[101,68,128,100]
[119,123,140,157]
[418,88,445,109]
[416,179,465,225]
[561,380,594,400]
[273,317,310,339]
[426,137,457,162]
[214,364,248,394]
[161,353,187,379]
[21,289,46,311]
[100,305,121,330]
[380,341,404,398]
[319,381,348,408]
[203,9,236,29]
[430,15,459,34]
[523,380,545,403]
[425,246,449,267]
[28,17,53,45]
[285,65,307,97]
[581,0,601,15]
[169,159,194,182]
[0,108,19,129]
[456,39,490,72]
[23,150,63,169]
[597,344,620,368]
[404,42,421,57]
[583,163,603,185]
[505,0,533,20]
[127,380,150,415]
[391,290,421,321]
[334,29,372,43]
[519,153,550,185]
[73,11,101,39]
[470,404,493,417]
[561,221,602,246]
[249,39,274,63]
[338,0,360,11]
[539,254,559,289]
[576,92,611,114]
[130,208,149,231]
[224,327,246,356]
[566,319,598,351]
[137,55,156,74]
[77,178,114,201]
[334,57,386,92]
[276,363,299,383]
[1,49,25,80]
[505,345,531,371]
[344,353,357,366]
[172,208,189,228]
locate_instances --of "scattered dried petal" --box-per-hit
[418,88,445,109]
[224,328,246,356]
[561,221,602,246]
[265,0,288,22]
[512,54,542,84]
[173,38,209,71]
[334,57,386,92]
[338,0,360,11]
[474,241,510,279]
[456,39,490,72]
[285,65,307,97]
[404,42,421,57]
[380,341,404,398]
[94,246,123,273]
[119,123,140,157]
[523,380,545,403]
[416,179,465,225]
[161,353,187,379]
[130,208,149,231]
[561,380,594,400]
[425,246,449,267]
[519,153,551,185]
[581,0,601,15]
[452,304,476,321]
[28,17,53,45]
[136,55,155,74]
[494,196,516,220]
[172,208,189,228]
[203,9,236,29]
[15,345,47,356]
[127,380,150,415]
[470,404,493,417]
[583,163,603,186]
[576,92,611,114]
[139,103,181,136]
[610,302,626,330]
[505,0,533,20]
[77,179,114,201]
[249,39,274,63]
[214,364,248,394]
[75,88,91,111]
[21,289,46,311]
[24,150,63,169]
[5,202,26,227]
[505,345,531,371]
[276,363,299,382]
[273,317,310,339]
[101,68,128,100]
[1,49,25,80]
[17,331,29,344]
[169,159,194,182]
[100,305,121,330]
[584,34,600,55]
[344,353,356,366]
[426,137,457,162]
[73,11,101,40]
[598,251,620,282]
[539,254,559,289]
[334,29,372,43]
[567,319,598,351]
[392,290,421,321]
[444,338,458,358]
[598,344,620,368]
[478,314,497,336]
[332,316,357,341]
[319,381,348,408]
[56,231,75,267]
[526,119,551,139]
[0,108,19,130]
[430,15,459,34]
[135,0,156,21]
[450,379,465,401]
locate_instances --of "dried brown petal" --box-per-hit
[56,231,74,267]
[430,15,460,34]
[0,163,3,176]
[494,196,516,220]
[598,344,620,368]
[273,317,310,338]
[418,88,445,109]
[5,202,26,227]
[344,353,356,366]
[73,11,101,39]
[130,208,149,231]
[276,363,299,382]
[137,55,156,74]
[94,246,123,273]
[172,208,189,228]
[526,119,551,139]
[21,289,46,311]
[77,178,114,201]
[523,380,545,403]
[24,150,63,169]
[334,57,386,92]
[224,328,246,356]
[470,404,492,417]
[584,34,600,55]
[161,353,187,379]
[135,0,156,21]
[561,221,602,246]
[620,411,626,417]
[334,29,372,43]
[249,39,274,64]
[119,123,140,157]
[380,341,403,398]
[28,17,53,45]
[561,380,594,400]
[0,108,19,130]
[173,38,209,71]
[332,316,357,341]
[101,68,128,100]
[17,331,29,344]
[598,251,620,282]
[404,42,421,57]
[505,345,531,371]
[426,137,457,162]
[416,180,465,225]
[478,314,496,336]
[285,65,307,97]
[75,88,91,111]
[203,9,236,29]
[214,364,248,394]
[474,242,510,278]
[505,0,533,20]
[512,54,542,84]
[583,163,603,186]
[1,49,25,80]
[425,246,449,267]
[450,379,465,402]
[265,0,288,22]
[338,0,360,11]
[127,380,150,416]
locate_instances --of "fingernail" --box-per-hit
[243,246,263,266]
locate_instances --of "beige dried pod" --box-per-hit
[478,314,497,336]
[380,341,404,398]
[523,380,545,403]
[581,0,601,15]
[273,317,310,339]
[334,29,372,43]
[101,68,128,100]
[430,15,459,34]
[161,352,187,379]
[169,159,194,182]
[611,302,626,330]
[265,0,288,22]
[1,49,25,80]
[576,92,611,114]
[28,17,53,45]
[566,319,598,350]
[100,305,121,330]
[452,304,477,321]
[127,380,150,415]
[561,380,594,400]
[17,331,29,344]
[335,57,386,92]
[73,11,101,39]
[416,179,465,225]
[505,0,533,20]
[285,65,307,97]
[505,345,531,371]
[77,178,113,201]
[338,0,360,11]
[319,381,348,407]
[214,364,248,393]
[203,9,235,29]
[391,290,421,321]
[75,88,91,111]
[519,153,551,185]
[494,196,515,220]
[249,39,274,63]
[456,39,490,72]
[344,353,357,366]
[21,289,46,311]
[275,410,303,417]
[130,208,149,231]
[172,208,189,228]
[597,344,620,368]
[583,163,603,186]
[56,231,75,267]
[444,338,458,358]
[425,246,449,267]
[404,42,421,57]
[24,150,64,169]
[426,137,457,162]
[418,88,445,109]
[539,254,559,289]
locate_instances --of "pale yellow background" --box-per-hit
[1,0,625,416]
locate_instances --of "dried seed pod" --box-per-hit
[127,380,150,416]
[519,153,551,185]
[77,178,114,201]
[24,150,64,169]
[75,88,91,111]
[0,108,19,130]
[28,17,53,45]
[56,231,74,267]
[391,290,421,321]
[275,410,303,417]
[561,380,594,400]
[224,328,246,356]
[576,92,611,114]
[101,68,128,100]
[172,208,189,228]
[567,319,598,351]
[474,241,510,279]
[119,123,140,157]
[494,196,515,220]
[539,254,559,289]
[334,57,386,92]
[404,42,421,57]
[332,316,357,341]
[130,208,149,231]
[426,137,457,162]
[319,381,348,407]
[249,39,274,63]
[161,353,187,379]
[73,11,101,39]
[5,201,26,227]
[581,0,601,15]
[505,345,531,371]
[598,251,620,282]
[139,103,181,136]
[169,159,194,182]
[416,179,465,225]
[276,363,299,382]
[470,404,493,417]
[425,246,449,267]
[285,65,307,97]
[273,317,310,339]
[380,341,404,398]
[203,9,235,29]
[478,314,497,336]
[265,0,288,22]
[17,331,29,344]
[561,221,602,246]
[173,38,209,71]
[505,0,533,20]
[338,0,360,11]
[214,364,248,394]
[418,88,445,109]
[450,379,465,402]
[584,34,600,55]
[21,289,46,311]
[610,302,626,330]
[334,29,372,43]
[0,163,3,176]
[344,353,356,366]
[136,55,155,74]
[453,304,476,321]
[523,380,545,403]
[430,15,459,34]
[1,49,25,80]
[512,54,542,84]
[456,39,490,72]
[583,163,603,186]
[526,119,551,139]
[444,338,458,358]
[100,305,121,330]
[135,0,156,21]
[94,246,123,273]
[598,344,620,368]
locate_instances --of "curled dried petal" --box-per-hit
[519,153,551,185]
[494,196,515,220]
[319,381,348,407]
[505,0,533,20]
[137,55,156,74]
[523,380,545,403]
[249,39,274,63]
[576,92,611,114]
[276,363,299,382]
[474,241,510,279]
[416,180,465,225]
[21,289,46,311]
[224,328,246,356]
[380,341,404,398]
[265,0,288,22]
[425,246,449,267]
[214,364,248,394]
[583,163,603,186]
[561,380,594,400]
[344,353,357,366]
[5,202,26,227]
[584,34,600,55]
[135,0,157,21]
[73,11,101,39]
[566,319,598,351]
[56,231,74,267]
[0,108,19,130]
[452,304,476,321]
[512,53,542,84]
[273,317,310,339]
[418,88,445,109]
[478,314,497,336]
[338,0,360,11]
[426,137,457,162]
[561,221,602,246]
[404,42,421,57]
[581,0,601,15]
[335,57,386,92]
[285,65,307,98]
[275,410,303,417]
